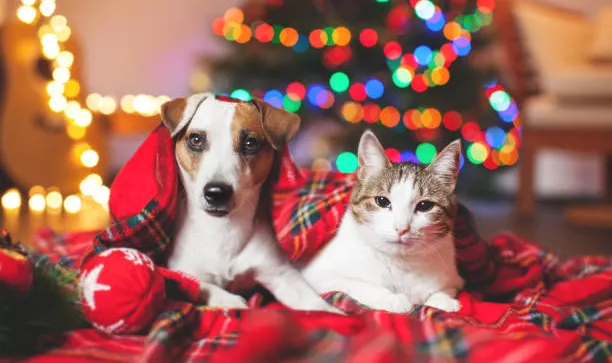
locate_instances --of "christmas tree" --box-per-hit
[199,0,520,192]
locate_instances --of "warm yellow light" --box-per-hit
[29,194,46,212]
[29,186,45,197]
[120,95,135,113]
[67,124,86,140]
[49,95,67,112]
[52,67,70,83]
[64,100,81,119]
[99,97,117,115]
[39,0,56,17]
[56,51,74,68]
[17,5,37,24]
[45,190,63,210]
[64,79,80,98]
[1,189,21,210]
[56,26,71,42]
[42,44,60,59]
[72,142,91,160]
[92,186,110,206]
[50,15,67,31]
[40,33,58,48]
[85,173,103,186]
[37,24,52,38]
[21,0,36,6]
[134,95,157,115]
[79,174,102,196]
[63,195,81,214]
[86,93,102,111]
[75,109,93,127]
[46,81,64,96]
[80,149,99,168]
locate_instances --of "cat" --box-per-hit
[301,130,464,313]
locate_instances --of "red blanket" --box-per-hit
[23,125,612,363]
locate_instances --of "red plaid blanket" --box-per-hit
[22,125,612,363]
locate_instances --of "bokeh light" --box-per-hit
[336,152,359,173]
[416,143,437,164]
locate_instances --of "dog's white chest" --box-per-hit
[168,210,254,287]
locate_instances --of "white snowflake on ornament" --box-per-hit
[93,319,126,334]
[80,264,111,310]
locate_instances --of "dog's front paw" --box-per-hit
[207,290,248,309]
[424,292,461,312]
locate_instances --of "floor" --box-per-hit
[462,198,612,258]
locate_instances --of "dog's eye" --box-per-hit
[242,136,260,155]
[187,133,205,151]
[415,200,435,213]
[374,196,391,209]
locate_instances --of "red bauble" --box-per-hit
[0,248,33,296]
[79,248,166,334]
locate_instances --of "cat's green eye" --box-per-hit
[415,201,435,213]
[374,196,391,209]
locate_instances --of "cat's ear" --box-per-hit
[357,130,390,179]
[426,139,461,188]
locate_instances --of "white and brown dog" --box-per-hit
[160,93,339,313]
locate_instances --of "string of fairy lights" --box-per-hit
[212,0,520,173]
[1,0,166,215]
[1,0,519,215]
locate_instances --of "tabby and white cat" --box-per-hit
[302,130,464,313]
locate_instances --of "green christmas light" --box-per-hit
[323,27,335,46]
[467,143,488,164]
[329,72,350,93]
[230,89,252,101]
[336,152,359,173]
[392,68,413,88]
[272,25,283,44]
[283,95,301,113]
[416,143,437,164]
[489,91,511,112]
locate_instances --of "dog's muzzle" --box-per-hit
[203,182,234,217]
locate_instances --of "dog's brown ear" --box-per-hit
[161,97,187,135]
[251,97,301,150]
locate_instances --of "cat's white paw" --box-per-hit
[207,290,248,309]
[381,294,414,313]
[424,293,461,312]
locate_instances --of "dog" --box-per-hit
[161,93,340,313]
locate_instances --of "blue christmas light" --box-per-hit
[459,153,465,170]
[485,127,506,148]
[425,10,446,31]
[365,79,384,99]
[263,90,284,108]
[499,103,519,123]
[414,45,433,66]
[400,151,419,164]
[292,34,310,53]
[307,84,326,106]
[452,36,471,56]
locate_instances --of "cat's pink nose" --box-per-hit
[396,227,410,236]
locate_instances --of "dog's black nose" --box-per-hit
[203,182,233,206]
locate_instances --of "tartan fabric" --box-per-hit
[19,124,612,362]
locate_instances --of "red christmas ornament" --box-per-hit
[0,249,33,296]
[79,248,166,334]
